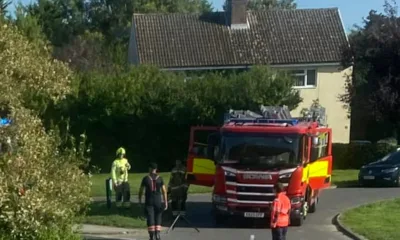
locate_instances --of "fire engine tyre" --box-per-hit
[308,197,317,213]
[291,216,304,227]
[291,201,308,227]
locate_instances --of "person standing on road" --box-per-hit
[111,147,131,208]
[139,163,168,240]
[270,182,291,240]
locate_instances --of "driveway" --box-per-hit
[162,187,400,240]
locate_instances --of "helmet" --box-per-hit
[116,147,126,156]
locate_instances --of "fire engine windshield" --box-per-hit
[219,132,301,167]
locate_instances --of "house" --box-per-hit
[128,0,351,143]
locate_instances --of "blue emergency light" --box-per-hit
[0,118,11,127]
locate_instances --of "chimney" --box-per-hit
[225,0,249,29]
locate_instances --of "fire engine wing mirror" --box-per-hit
[207,133,220,161]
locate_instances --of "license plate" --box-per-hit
[244,212,264,218]
[363,176,375,180]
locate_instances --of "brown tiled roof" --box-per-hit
[132,8,348,68]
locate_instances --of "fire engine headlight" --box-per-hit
[279,173,292,183]
[213,194,227,203]
[224,171,236,177]
[290,196,303,204]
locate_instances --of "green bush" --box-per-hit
[333,142,398,169]
[0,23,90,239]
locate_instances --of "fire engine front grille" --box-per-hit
[237,195,275,202]
[234,206,270,212]
[236,186,274,194]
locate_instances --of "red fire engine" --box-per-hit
[186,106,332,226]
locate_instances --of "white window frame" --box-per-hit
[291,69,317,89]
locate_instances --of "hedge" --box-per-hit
[332,142,398,169]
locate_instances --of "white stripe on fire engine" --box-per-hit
[226,181,288,187]
[227,198,272,204]
[226,190,275,196]
[221,166,297,175]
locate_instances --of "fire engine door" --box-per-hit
[303,131,331,189]
[186,126,220,187]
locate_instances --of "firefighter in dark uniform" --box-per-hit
[167,159,189,214]
[139,163,168,240]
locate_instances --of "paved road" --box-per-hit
[160,187,400,240]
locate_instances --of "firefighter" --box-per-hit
[111,147,131,208]
[167,159,189,214]
[139,163,168,240]
[270,182,291,240]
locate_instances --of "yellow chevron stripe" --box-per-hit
[302,160,329,183]
[192,158,216,175]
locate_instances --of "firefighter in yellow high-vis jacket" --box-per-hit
[111,147,131,207]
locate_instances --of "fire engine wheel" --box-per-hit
[291,201,308,227]
[309,197,317,213]
[290,215,304,226]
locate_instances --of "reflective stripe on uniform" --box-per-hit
[148,226,155,231]
[148,175,159,192]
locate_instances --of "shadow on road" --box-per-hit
[86,200,271,230]
[334,180,360,188]
[161,202,271,230]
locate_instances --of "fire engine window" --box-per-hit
[220,132,300,166]
[192,145,207,157]
[310,132,329,162]
[301,135,308,163]
[192,129,218,158]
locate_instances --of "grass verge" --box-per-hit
[84,202,147,229]
[340,198,400,240]
[331,169,359,187]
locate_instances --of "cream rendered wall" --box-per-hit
[286,66,351,143]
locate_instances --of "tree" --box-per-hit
[247,0,296,10]
[14,4,49,50]
[223,0,296,11]
[0,0,11,16]
[24,0,87,47]
[341,0,400,139]
[0,23,90,239]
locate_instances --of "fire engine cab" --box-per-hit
[186,105,332,226]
